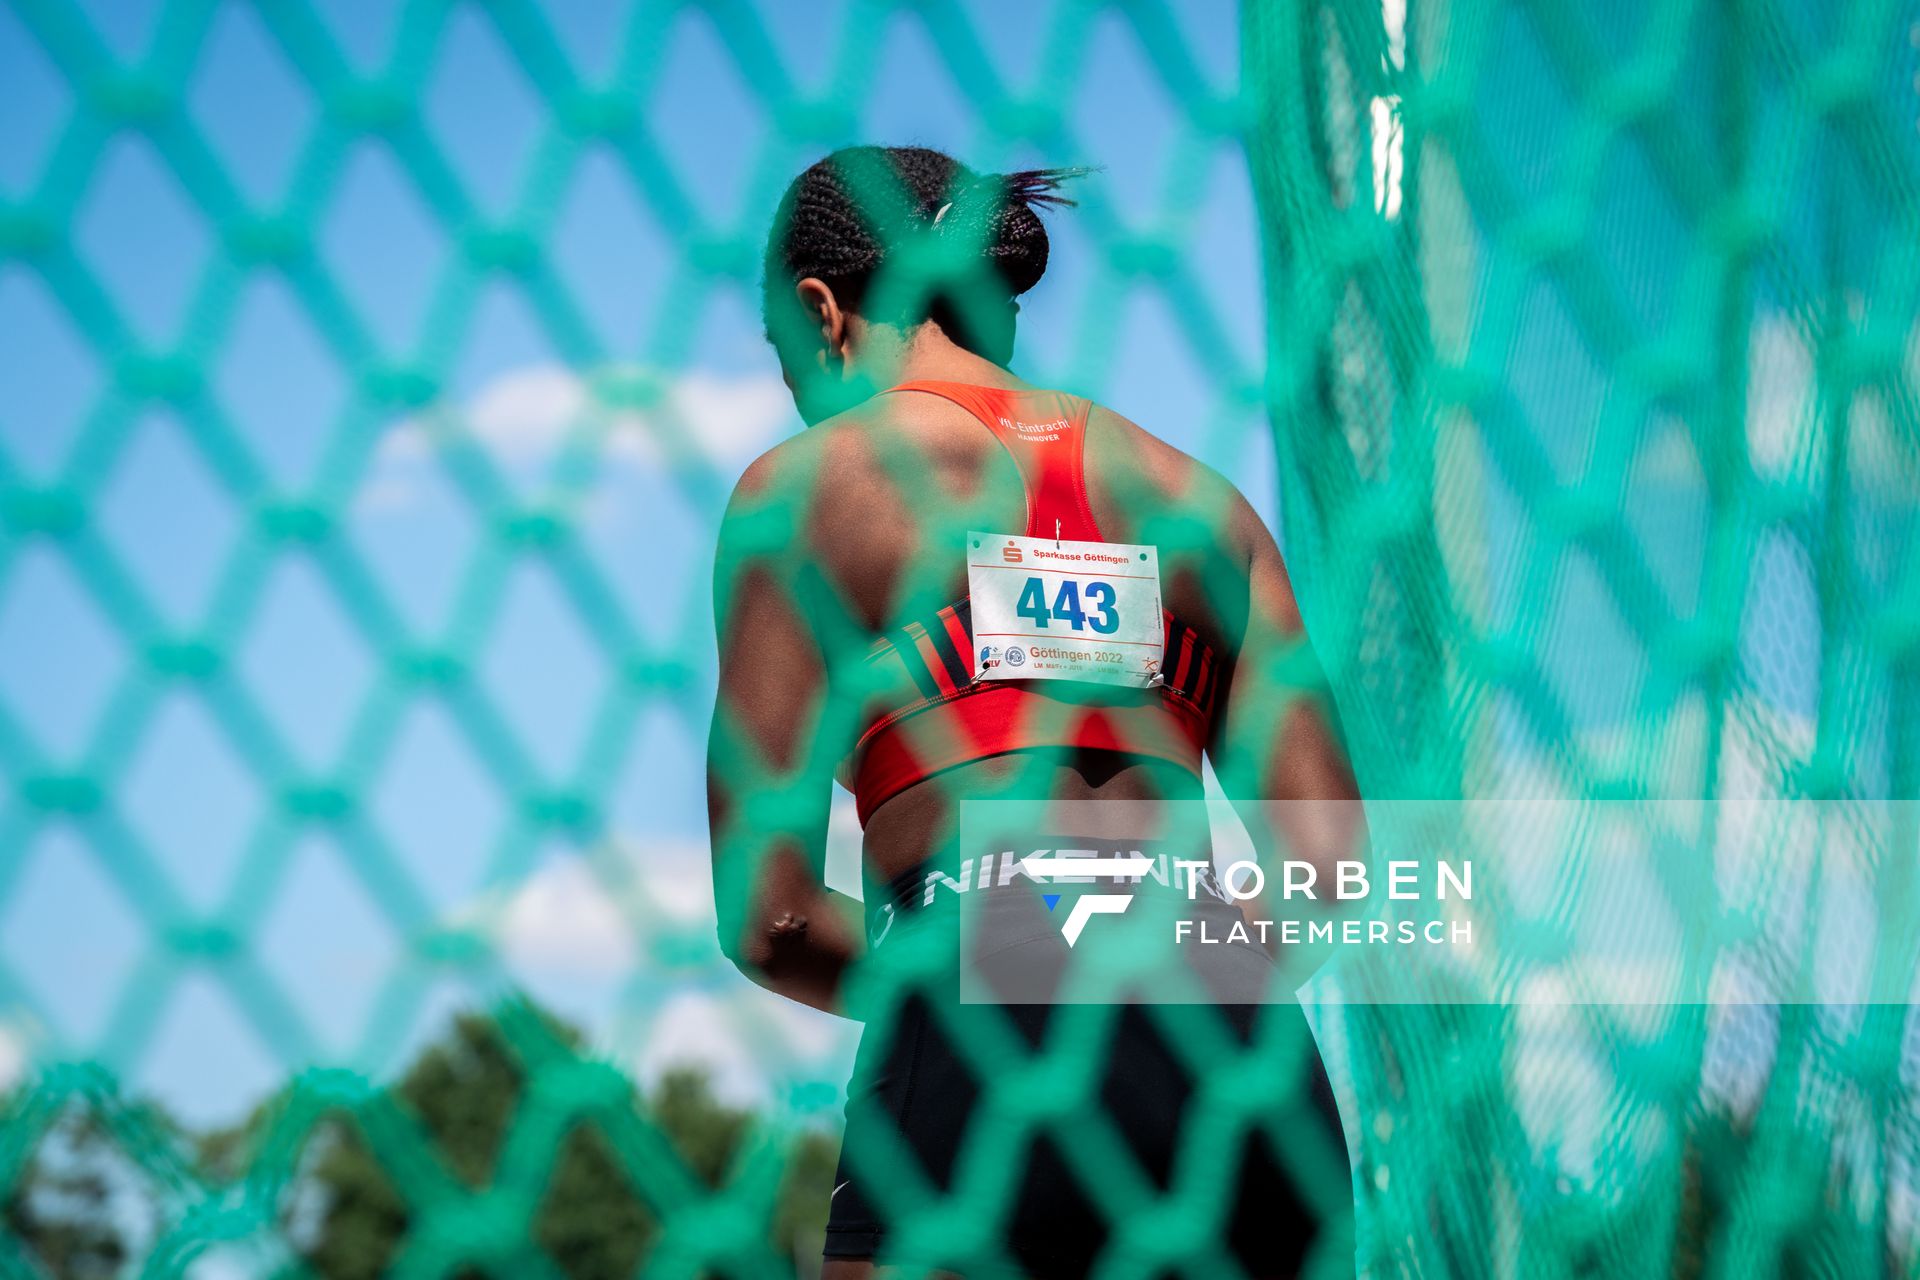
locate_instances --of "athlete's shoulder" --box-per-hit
[1085,402,1236,494]
[721,407,848,518]
[732,392,901,489]
[719,394,909,570]
[1084,402,1272,559]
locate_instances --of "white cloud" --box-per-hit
[455,838,722,979]
[357,362,795,513]
[0,1019,29,1092]
[467,364,590,462]
[1746,312,1815,475]
[626,987,853,1109]
[822,791,863,900]
[620,837,718,921]
[493,855,636,977]
[660,368,794,468]
[442,839,858,1109]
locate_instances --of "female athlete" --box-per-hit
[708,146,1358,1278]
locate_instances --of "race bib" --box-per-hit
[967,531,1165,688]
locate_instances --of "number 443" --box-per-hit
[1015,577,1119,634]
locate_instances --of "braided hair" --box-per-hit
[763,146,1085,355]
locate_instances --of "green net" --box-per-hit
[1247,0,1920,1276]
[3,0,1919,1277]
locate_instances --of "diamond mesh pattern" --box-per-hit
[2,0,1919,1276]
[1248,0,1920,1276]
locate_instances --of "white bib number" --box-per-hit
[967,531,1165,688]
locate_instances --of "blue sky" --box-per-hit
[1,0,1896,1150]
[0,0,1268,1129]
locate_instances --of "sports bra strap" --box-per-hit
[885,380,1102,542]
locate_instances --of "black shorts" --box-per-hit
[825,868,1349,1278]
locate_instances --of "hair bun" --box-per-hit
[938,167,1090,297]
[764,148,1090,355]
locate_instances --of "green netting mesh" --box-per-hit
[1247,0,1920,1276]
[3,0,1918,1277]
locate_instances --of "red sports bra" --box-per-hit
[837,381,1224,825]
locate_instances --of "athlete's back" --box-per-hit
[794,369,1279,864]
[708,146,1355,1278]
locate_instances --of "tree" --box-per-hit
[288,1000,836,1279]
[3,1098,186,1280]
[4,1109,129,1280]
[3,1000,838,1278]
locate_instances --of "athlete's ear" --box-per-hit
[793,278,848,361]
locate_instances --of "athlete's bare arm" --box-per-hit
[707,444,861,1015]
[1206,485,1361,909]
[1085,406,1360,897]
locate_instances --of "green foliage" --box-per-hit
[5,1003,834,1279]
[530,1125,653,1280]
[284,1005,833,1279]
[2,1092,212,1280]
[4,1111,132,1280]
